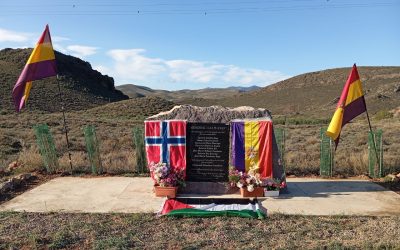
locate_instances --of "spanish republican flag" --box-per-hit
[12,25,57,112]
[326,64,367,148]
[231,120,273,178]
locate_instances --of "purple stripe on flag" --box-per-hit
[231,122,245,172]
[334,96,367,148]
[16,59,57,84]
[12,60,57,111]
[342,96,366,126]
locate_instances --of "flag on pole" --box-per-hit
[12,24,57,112]
[326,64,367,148]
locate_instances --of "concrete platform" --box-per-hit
[1,177,400,216]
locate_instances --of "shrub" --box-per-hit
[374,110,393,120]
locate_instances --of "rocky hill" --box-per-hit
[0,48,128,114]
[117,84,260,101]
[179,67,400,118]
[146,105,272,123]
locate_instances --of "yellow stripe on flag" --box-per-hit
[27,42,55,64]
[326,107,344,140]
[345,79,364,106]
[22,81,33,105]
[244,121,259,172]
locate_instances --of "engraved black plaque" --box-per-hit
[186,123,230,182]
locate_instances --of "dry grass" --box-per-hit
[0,212,399,249]
[279,116,400,176]
[0,98,399,177]
[16,147,45,173]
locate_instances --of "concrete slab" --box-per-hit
[1,177,399,216]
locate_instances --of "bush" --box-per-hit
[274,117,330,125]
[374,110,393,120]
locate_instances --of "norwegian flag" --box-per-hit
[144,120,186,170]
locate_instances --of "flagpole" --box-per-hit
[365,107,380,177]
[57,75,73,173]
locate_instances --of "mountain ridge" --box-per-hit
[0,48,128,114]
[116,84,261,100]
[1,48,398,118]
[176,66,400,117]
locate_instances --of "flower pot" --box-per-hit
[240,187,264,197]
[154,186,178,198]
[264,189,280,197]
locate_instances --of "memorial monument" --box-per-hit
[145,105,285,194]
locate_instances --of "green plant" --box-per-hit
[374,110,393,120]
[94,236,130,250]
[48,229,77,249]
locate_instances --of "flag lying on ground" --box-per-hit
[12,25,57,112]
[145,120,187,170]
[326,64,367,148]
[231,120,273,178]
[159,198,265,219]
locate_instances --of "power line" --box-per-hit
[0,1,397,16]
[0,0,323,8]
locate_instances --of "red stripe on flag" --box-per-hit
[38,25,52,44]
[146,145,161,164]
[145,121,161,137]
[169,121,186,136]
[170,145,186,169]
[258,121,273,178]
[160,199,194,215]
[337,64,360,108]
[347,64,360,85]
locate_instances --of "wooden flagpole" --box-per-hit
[56,75,73,173]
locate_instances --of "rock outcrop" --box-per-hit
[0,48,128,113]
[146,105,272,123]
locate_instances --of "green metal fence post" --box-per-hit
[34,124,59,173]
[132,126,147,174]
[274,127,286,171]
[368,129,383,178]
[320,127,333,177]
[84,125,102,174]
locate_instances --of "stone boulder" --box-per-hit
[146,105,272,123]
[146,104,286,184]
[0,173,33,194]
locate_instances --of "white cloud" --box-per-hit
[106,49,165,81]
[53,43,67,54]
[52,36,70,42]
[66,45,98,58]
[96,49,289,90]
[0,27,100,62]
[0,28,31,42]
[94,65,111,74]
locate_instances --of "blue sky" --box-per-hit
[0,0,399,90]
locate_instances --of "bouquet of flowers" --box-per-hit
[228,166,262,192]
[229,166,287,192]
[263,178,286,191]
[148,162,185,187]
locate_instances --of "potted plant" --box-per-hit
[149,162,185,198]
[228,166,264,197]
[263,178,286,197]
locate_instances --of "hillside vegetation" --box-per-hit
[117,84,260,101]
[179,67,400,118]
[0,48,128,114]
[0,56,399,177]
